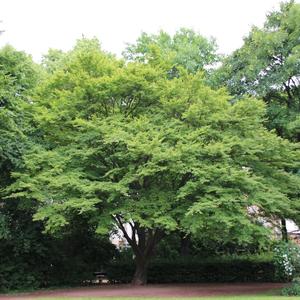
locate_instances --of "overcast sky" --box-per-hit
[0,0,291,61]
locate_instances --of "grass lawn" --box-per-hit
[34,297,300,300]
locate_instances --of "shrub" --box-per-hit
[106,255,278,283]
[0,216,116,292]
[273,242,300,282]
[282,279,300,296]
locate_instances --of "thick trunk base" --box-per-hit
[131,260,148,285]
[180,234,191,256]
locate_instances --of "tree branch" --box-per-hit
[113,214,141,255]
[129,220,137,245]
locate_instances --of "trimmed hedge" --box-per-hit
[106,256,279,283]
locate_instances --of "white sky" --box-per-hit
[0,0,290,61]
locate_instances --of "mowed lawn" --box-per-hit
[32,297,300,300]
[16,291,300,300]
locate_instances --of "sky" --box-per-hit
[0,0,288,61]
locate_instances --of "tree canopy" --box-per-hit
[0,1,299,288]
[0,45,39,244]
[7,38,300,284]
[123,28,219,74]
[212,1,300,141]
[0,44,117,291]
[0,45,38,181]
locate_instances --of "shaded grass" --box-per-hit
[34,297,300,300]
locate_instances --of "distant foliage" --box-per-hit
[123,28,220,74]
[213,1,300,141]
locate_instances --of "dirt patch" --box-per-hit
[0,282,286,299]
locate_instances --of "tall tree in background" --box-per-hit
[213,1,300,141]
[0,45,42,290]
[211,1,300,240]
[41,49,67,74]
[8,38,300,285]
[0,45,38,179]
[0,44,38,212]
[123,28,219,75]
[0,44,116,291]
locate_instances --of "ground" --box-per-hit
[0,282,291,299]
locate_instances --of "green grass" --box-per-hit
[34,297,300,300]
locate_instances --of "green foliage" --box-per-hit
[281,279,300,296]
[155,232,274,260]
[1,23,300,286]
[107,255,277,283]
[41,49,67,74]
[123,28,219,74]
[0,44,116,292]
[274,242,300,281]
[0,206,115,292]
[0,47,42,291]
[7,38,300,254]
[213,1,300,141]
[0,45,38,180]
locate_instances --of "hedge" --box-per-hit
[106,256,279,283]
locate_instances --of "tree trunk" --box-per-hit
[281,218,288,242]
[283,83,293,109]
[180,234,191,256]
[113,216,164,285]
[131,257,149,285]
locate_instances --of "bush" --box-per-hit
[274,242,300,282]
[106,255,278,283]
[282,279,300,296]
[0,213,116,292]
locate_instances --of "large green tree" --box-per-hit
[0,45,39,239]
[210,1,300,239]
[0,45,42,290]
[0,45,38,183]
[212,1,300,141]
[8,39,300,285]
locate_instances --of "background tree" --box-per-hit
[0,45,38,180]
[0,45,42,290]
[210,1,300,239]
[123,28,219,75]
[0,44,115,291]
[41,49,67,74]
[8,39,300,285]
[0,45,39,242]
[212,1,300,141]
